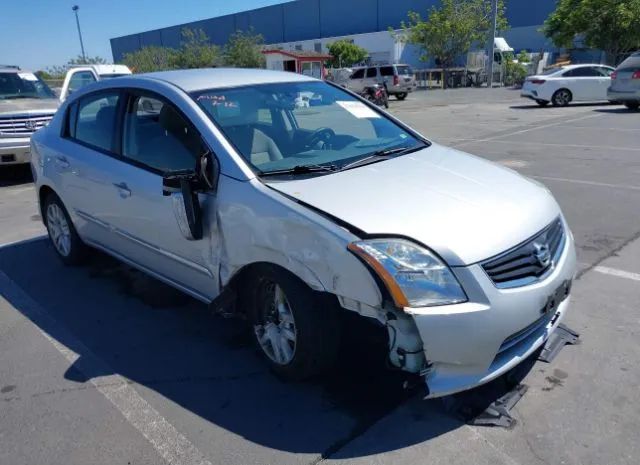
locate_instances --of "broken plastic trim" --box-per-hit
[468,384,528,428]
[538,323,580,363]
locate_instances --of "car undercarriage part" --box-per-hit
[468,384,528,428]
[385,310,426,373]
[538,323,580,363]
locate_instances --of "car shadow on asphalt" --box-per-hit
[0,238,538,458]
[592,107,640,114]
[509,102,616,110]
[0,165,33,188]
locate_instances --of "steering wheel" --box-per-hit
[306,127,336,149]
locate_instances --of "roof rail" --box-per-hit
[0,64,21,70]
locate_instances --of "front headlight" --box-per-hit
[348,239,467,308]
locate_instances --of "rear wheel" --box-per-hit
[624,102,640,111]
[248,266,339,380]
[551,89,572,107]
[44,193,88,265]
[395,93,408,101]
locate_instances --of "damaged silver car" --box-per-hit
[31,69,576,397]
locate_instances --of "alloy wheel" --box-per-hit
[254,281,297,365]
[47,203,72,257]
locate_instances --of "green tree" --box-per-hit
[543,0,640,65]
[122,46,177,73]
[68,55,108,65]
[170,28,221,69]
[223,29,266,68]
[326,40,368,67]
[396,0,507,87]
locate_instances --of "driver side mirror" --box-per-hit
[162,151,219,241]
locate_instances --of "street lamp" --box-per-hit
[72,5,87,62]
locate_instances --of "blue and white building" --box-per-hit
[110,0,561,68]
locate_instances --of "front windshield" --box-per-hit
[193,81,425,175]
[0,72,56,99]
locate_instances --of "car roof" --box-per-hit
[140,68,317,92]
[563,63,613,69]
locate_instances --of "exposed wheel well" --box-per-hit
[38,185,57,222]
[222,262,339,317]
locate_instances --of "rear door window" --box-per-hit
[73,91,121,152]
[366,67,377,78]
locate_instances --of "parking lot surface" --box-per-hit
[1,88,639,465]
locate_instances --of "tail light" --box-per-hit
[393,75,399,86]
[529,79,546,85]
[610,71,617,80]
[632,70,640,79]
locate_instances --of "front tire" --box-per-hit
[624,102,640,111]
[395,92,408,100]
[248,265,340,380]
[552,89,572,107]
[44,193,88,265]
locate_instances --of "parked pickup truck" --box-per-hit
[59,64,132,101]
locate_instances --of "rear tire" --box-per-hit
[44,193,88,266]
[551,89,572,107]
[395,93,407,101]
[247,265,340,381]
[624,102,640,111]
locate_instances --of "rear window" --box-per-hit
[616,54,640,72]
[380,66,394,76]
[396,66,413,76]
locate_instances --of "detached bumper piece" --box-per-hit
[538,323,580,363]
[468,384,528,428]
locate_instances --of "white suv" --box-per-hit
[347,64,417,100]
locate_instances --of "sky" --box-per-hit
[1,0,289,71]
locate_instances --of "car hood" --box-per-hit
[0,98,59,117]
[265,144,560,266]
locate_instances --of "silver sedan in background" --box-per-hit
[30,69,576,398]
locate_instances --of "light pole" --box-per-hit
[485,0,498,88]
[72,5,87,62]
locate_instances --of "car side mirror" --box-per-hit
[162,152,219,241]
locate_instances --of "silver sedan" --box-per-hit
[30,68,576,397]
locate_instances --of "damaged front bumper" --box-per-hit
[404,228,576,398]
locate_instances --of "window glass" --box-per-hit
[396,65,413,76]
[122,95,201,172]
[380,66,394,76]
[564,67,600,77]
[74,91,120,152]
[0,72,56,99]
[69,71,97,93]
[366,67,377,78]
[597,67,613,76]
[351,69,364,79]
[194,81,423,174]
[257,108,273,125]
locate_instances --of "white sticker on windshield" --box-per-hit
[337,101,380,119]
[18,73,39,81]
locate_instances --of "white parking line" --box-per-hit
[0,270,212,465]
[532,175,640,192]
[462,138,640,152]
[453,113,602,147]
[594,266,640,282]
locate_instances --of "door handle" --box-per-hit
[113,182,131,198]
[55,156,70,169]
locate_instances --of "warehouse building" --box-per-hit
[110,0,560,68]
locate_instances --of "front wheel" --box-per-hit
[44,193,88,265]
[395,93,407,100]
[624,102,640,111]
[248,266,339,380]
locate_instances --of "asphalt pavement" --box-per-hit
[1,88,639,465]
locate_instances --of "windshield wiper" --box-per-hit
[339,143,426,171]
[259,163,339,177]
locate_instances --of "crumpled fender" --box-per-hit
[213,177,383,309]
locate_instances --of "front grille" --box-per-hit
[482,218,565,288]
[0,114,53,136]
